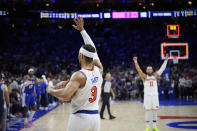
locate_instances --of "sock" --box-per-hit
[28,111,36,122]
[24,118,28,124]
[145,110,151,127]
[152,110,157,127]
[146,122,150,127]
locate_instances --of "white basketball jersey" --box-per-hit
[71,66,103,113]
[143,75,158,96]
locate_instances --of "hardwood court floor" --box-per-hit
[21,101,197,131]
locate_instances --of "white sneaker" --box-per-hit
[52,102,56,106]
[44,107,48,110]
[9,114,16,118]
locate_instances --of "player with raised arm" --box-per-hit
[133,55,168,131]
[47,17,103,131]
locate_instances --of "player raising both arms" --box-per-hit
[47,17,103,131]
[133,55,168,131]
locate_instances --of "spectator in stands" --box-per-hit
[162,77,170,100]
[173,73,180,99]
[10,78,19,91]
[9,89,22,117]
[193,77,197,99]
[179,75,186,99]
[35,83,42,110]
[0,74,10,131]
[120,84,128,100]
[137,78,144,100]
[48,77,55,106]
[40,82,48,110]
[184,76,193,99]
[132,83,139,99]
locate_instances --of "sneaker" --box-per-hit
[100,116,105,119]
[146,127,150,131]
[109,115,116,120]
[52,102,57,106]
[153,127,159,131]
[100,114,105,119]
[29,121,35,127]
[24,123,31,128]
[10,114,16,118]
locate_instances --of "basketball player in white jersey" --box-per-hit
[133,55,168,131]
[47,17,103,131]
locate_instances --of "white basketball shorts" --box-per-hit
[67,113,100,131]
[144,95,159,110]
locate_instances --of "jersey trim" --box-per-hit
[145,78,156,81]
[79,71,87,80]
[84,66,94,71]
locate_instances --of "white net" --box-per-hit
[173,57,179,64]
[168,36,179,39]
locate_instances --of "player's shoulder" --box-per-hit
[70,71,86,87]
[71,71,87,81]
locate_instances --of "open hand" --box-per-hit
[165,54,169,60]
[72,16,84,31]
[133,57,138,63]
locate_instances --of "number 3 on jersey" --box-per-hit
[89,86,97,103]
[150,81,154,87]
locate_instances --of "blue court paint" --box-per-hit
[141,99,197,106]
[167,121,197,129]
[6,104,60,131]
[159,99,197,106]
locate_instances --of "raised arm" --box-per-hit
[154,55,168,78]
[133,57,146,82]
[47,72,85,101]
[72,17,103,74]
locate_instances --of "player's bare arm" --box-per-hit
[47,72,86,101]
[53,81,69,89]
[73,17,103,74]
[154,55,169,78]
[93,59,103,75]
[133,57,146,82]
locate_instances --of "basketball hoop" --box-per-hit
[173,56,179,64]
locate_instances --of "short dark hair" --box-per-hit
[82,44,96,64]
